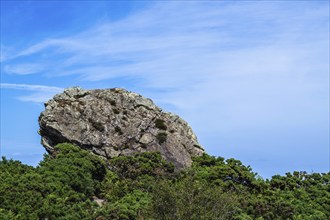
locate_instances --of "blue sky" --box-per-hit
[1,0,329,178]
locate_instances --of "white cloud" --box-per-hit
[1,1,329,157]
[0,83,63,92]
[0,83,64,103]
[16,92,57,103]
[3,63,45,75]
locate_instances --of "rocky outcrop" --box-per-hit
[38,87,204,169]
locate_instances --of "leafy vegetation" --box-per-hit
[155,119,167,130]
[0,143,329,219]
[156,132,167,144]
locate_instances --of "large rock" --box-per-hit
[38,87,204,169]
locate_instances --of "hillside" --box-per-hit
[0,143,329,219]
[1,88,329,219]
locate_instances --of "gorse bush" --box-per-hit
[0,143,329,219]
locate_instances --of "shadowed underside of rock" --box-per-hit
[38,87,204,169]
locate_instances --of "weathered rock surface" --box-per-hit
[38,87,204,169]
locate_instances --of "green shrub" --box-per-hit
[156,132,167,144]
[1,143,329,219]
[155,119,167,130]
[98,190,151,220]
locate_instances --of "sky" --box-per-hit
[0,0,329,178]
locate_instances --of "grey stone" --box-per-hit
[38,87,204,169]
[139,133,154,144]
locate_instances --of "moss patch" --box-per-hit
[156,132,167,144]
[155,119,167,130]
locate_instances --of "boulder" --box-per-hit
[38,87,204,169]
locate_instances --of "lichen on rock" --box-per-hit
[38,87,204,169]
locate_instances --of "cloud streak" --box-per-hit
[0,83,63,92]
[3,63,45,75]
[2,1,329,125]
[1,83,64,102]
[1,1,329,175]
[2,2,328,81]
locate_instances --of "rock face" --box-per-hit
[39,87,204,169]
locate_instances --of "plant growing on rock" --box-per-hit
[156,132,167,144]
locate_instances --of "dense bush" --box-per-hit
[0,144,106,219]
[0,143,329,219]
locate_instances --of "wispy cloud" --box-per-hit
[1,83,64,102]
[1,1,329,176]
[2,1,329,132]
[3,63,45,75]
[0,83,63,92]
